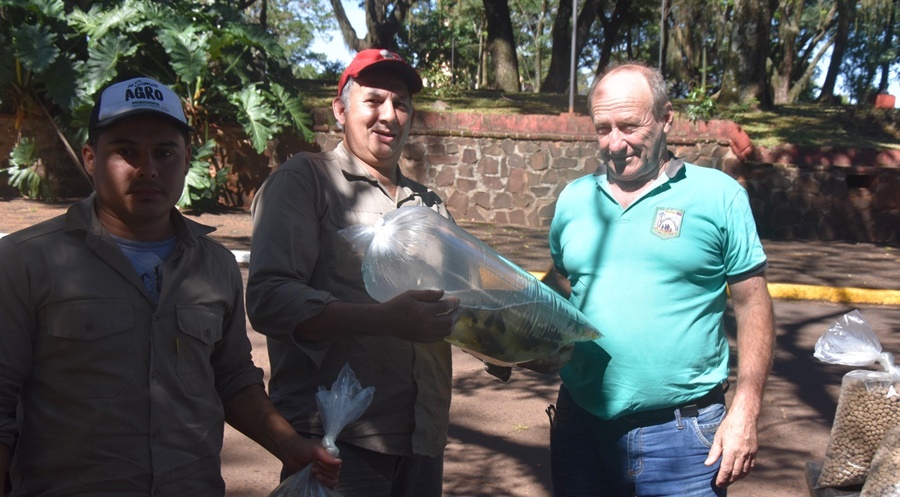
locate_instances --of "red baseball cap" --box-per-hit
[337,49,423,96]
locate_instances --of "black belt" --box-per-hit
[617,382,727,427]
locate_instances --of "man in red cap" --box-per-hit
[247,50,458,496]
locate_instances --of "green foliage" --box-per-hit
[229,85,280,154]
[178,139,223,210]
[683,87,718,123]
[0,0,321,209]
[5,138,52,199]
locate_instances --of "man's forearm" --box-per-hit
[730,275,776,416]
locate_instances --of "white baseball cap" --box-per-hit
[89,76,191,136]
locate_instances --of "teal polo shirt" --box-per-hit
[549,160,767,420]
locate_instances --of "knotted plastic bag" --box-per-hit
[339,205,601,367]
[814,310,900,489]
[268,364,375,497]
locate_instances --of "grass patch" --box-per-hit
[297,79,900,149]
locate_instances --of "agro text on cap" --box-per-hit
[89,77,192,134]
[337,49,424,96]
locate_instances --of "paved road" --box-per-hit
[221,288,900,497]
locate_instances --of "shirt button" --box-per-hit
[153,315,161,322]
[151,371,159,379]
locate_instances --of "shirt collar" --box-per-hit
[64,193,215,247]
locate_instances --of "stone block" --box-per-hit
[508,153,525,169]
[507,168,527,193]
[529,151,549,171]
[478,156,499,175]
[461,148,478,164]
[494,192,513,209]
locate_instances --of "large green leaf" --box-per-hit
[68,1,146,39]
[43,55,85,111]
[5,137,50,200]
[157,26,210,86]
[178,139,219,208]
[83,34,138,96]
[270,82,314,142]
[11,23,59,74]
[4,0,65,19]
[229,86,280,154]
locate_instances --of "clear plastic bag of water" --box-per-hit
[340,206,601,367]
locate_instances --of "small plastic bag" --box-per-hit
[268,364,375,497]
[860,425,900,497]
[339,206,601,367]
[814,310,900,489]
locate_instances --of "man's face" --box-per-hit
[590,70,672,186]
[82,114,190,236]
[333,73,413,172]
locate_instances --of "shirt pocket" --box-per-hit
[176,305,224,395]
[43,299,135,398]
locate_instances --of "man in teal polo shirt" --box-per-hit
[545,63,775,496]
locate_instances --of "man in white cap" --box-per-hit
[247,49,458,496]
[0,76,340,496]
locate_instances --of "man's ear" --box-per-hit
[82,144,96,178]
[661,102,674,133]
[332,96,346,127]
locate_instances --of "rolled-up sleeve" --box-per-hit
[213,261,265,402]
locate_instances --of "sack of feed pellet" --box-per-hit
[813,310,900,489]
[861,425,900,497]
[340,206,601,367]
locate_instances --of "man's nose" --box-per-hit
[378,101,398,122]
[607,128,626,153]
[133,153,158,177]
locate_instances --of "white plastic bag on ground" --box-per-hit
[340,206,601,367]
[268,364,375,497]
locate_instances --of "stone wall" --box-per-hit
[2,109,898,243]
[311,110,900,244]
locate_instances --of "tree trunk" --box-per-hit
[720,0,773,109]
[483,0,520,92]
[818,0,853,103]
[330,0,412,51]
[594,0,633,75]
[877,0,897,92]
[771,0,800,104]
[540,0,600,93]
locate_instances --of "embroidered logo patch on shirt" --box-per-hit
[651,207,684,239]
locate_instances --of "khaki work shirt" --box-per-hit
[247,142,452,457]
[0,196,264,496]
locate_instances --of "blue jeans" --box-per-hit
[550,385,727,497]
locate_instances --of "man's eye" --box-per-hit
[595,127,611,136]
[116,148,134,157]
[155,150,174,159]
